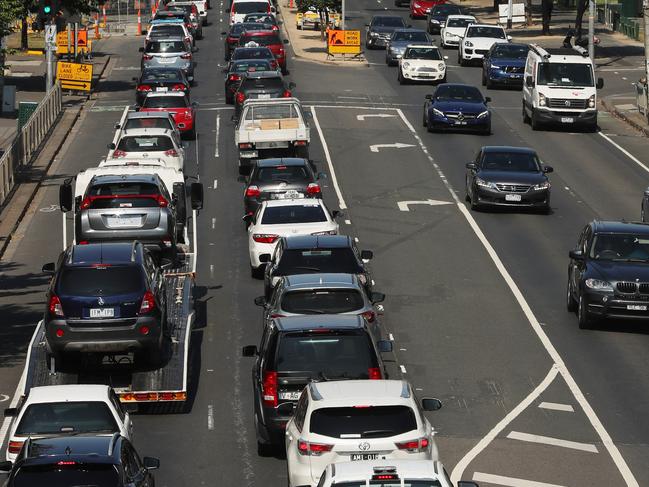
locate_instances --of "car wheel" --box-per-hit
[398,69,406,84]
[483,124,492,135]
[251,265,264,279]
[426,121,435,133]
[566,279,577,312]
[522,102,531,124]
[257,441,274,457]
[469,188,479,210]
[422,112,427,127]
[577,294,591,329]
[481,70,486,86]
[459,53,465,67]
[297,24,302,30]
[531,109,541,131]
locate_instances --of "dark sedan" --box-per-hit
[465,146,552,212]
[482,43,529,89]
[134,67,190,105]
[423,83,492,134]
[222,22,275,60]
[233,71,294,118]
[426,4,464,34]
[365,15,406,49]
[224,59,277,104]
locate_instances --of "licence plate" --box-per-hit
[278,190,303,199]
[627,304,647,311]
[107,215,142,227]
[240,151,258,158]
[156,86,168,92]
[454,121,467,125]
[90,308,115,318]
[505,194,522,202]
[278,391,301,400]
[258,94,271,99]
[351,454,379,461]
[158,57,176,64]
[561,117,575,123]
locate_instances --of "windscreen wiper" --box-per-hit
[361,429,394,438]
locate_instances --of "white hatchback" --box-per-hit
[108,127,185,171]
[247,199,340,276]
[440,14,476,48]
[458,24,510,65]
[285,380,443,487]
[5,384,133,462]
[398,45,448,84]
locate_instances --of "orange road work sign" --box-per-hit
[327,30,361,54]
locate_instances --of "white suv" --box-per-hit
[458,24,510,66]
[285,380,443,487]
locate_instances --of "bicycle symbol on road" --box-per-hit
[39,204,60,213]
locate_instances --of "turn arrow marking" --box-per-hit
[356,113,397,121]
[370,142,416,152]
[397,199,453,211]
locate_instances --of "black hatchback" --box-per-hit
[134,67,190,105]
[242,314,392,454]
[233,71,294,117]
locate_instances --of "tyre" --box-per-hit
[186,127,196,140]
[422,112,427,127]
[458,53,466,67]
[251,265,264,279]
[522,102,530,124]
[398,69,406,84]
[225,92,233,105]
[566,280,577,312]
[531,109,541,131]
[481,70,486,86]
[577,294,591,329]
[486,77,493,89]
[426,122,435,133]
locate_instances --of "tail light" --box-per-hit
[137,84,152,92]
[49,295,64,317]
[111,149,127,158]
[253,234,279,244]
[164,149,179,157]
[239,142,253,149]
[142,54,153,61]
[282,90,291,98]
[184,109,193,117]
[262,370,277,406]
[8,441,24,455]
[171,83,186,91]
[139,290,156,314]
[294,140,307,146]
[360,310,376,323]
[236,92,246,104]
[368,367,382,380]
[139,325,150,335]
[228,74,242,82]
[156,194,169,207]
[297,440,333,456]
[396,437,429,452]
[181,52,192,59]
[245,185,261,197]
[306,183,320,195]
[270,313,285,318]
[80,194,166,209]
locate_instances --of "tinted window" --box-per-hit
[589,234,649,261]
[117,135,175,152]
[230,23,258,35]
[232,60,273,73]
[432,5,461,15]
[149,25,185,36]
[58,267,144,296]
[261,205,327,224]
[466,26,505,38]
[392,31,429,42]
[280,289,365,314]
[233,1,269,13]
[404,47,441,60]
[372,17,405,27]
[86,182,162,209]
[537,63,594,87]
[435,85,483,102]
[16,402,118,435]
[255,166,309,182]
[145,40,187,53]
[88,182,160,197]
[239,33,281,46]
[336,482,441,487]
[142,96,188,108]
[241,77,284,91]
[447,18,474,27]
[309,406,417,438]
[244,103,300,121]
[480,152,540,172]
[13,464,119,487]
[142,68,184,81]
[232,47,273,59]
[244,13,275,23]
[124,117,173,131]
[491,44,529,59]
[277,248,363,274]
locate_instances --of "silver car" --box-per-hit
[385,28,432,66]
[140,37,196,81]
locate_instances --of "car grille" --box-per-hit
[475,49,489,55]
[417,67,437,72]
[503,66,524,73]
[547,98,588,109]
[445,112,476,120]
[617,282,644,294]
[494,183,530,193]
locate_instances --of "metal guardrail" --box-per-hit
[635,82,649,119]
[0,83,63,206]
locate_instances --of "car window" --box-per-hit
[16,402,119,435]
[537,63,594,87]
[466,26,506,38]
[142,68,184,81]
[589,234,649,261]
[58,267,144,296]
[447,17,474,27]
[293,389,309,432]
[232,47,273,59]
[150,25,185,37]
[117,135,175,152]
[124,117,174,131]
[232,60,273,73]
[404,47,442,60]
[109,390,127,422]
[432,4,461,15]
[241,77,284,91]
[309,405,417,438]
[233,1,269,13]
[277,248,363,274]
[255,166,309,182]
[392,31,429,42]
[280,289,365,314]
[142,96,189,108]
[434,85,483,102]
[480,152,540,172]
[12,464,120,487]
[145,40,187,53]
[240,33,280,46]
[261,204,327,224]
[491,44,529,59]
[372,17,404,27]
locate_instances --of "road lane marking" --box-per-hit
[310,107,348,209]
[213,179,218,189]
[473,472,566,487]
[389,333,394,340]
[344,219,351,224]
[507,431,598,453]
[400,365,407,374]
[370,142,415,152]
[397,199,452,211]
[357,113,397,121]
[208,404,214,430]
[598,132,649,175]
[539,402,574,412]
[214,113,220,158]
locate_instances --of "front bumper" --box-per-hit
[488,69,524,86]
[534,108,597,126]
[403,69,445,81]
[428,114,490,131]
[582,291,649,321]
[474,186,550,207]
[443,35,460,46]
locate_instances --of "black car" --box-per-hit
[224,59,276,104]
[365,15,406,49]
[263,234,373,299]
[481,43,529,89]
[42,242,168,365]
[465,146,552,212]
[426,4,464,34]
[230,46,278,68]
[0,435,159,487]
[242,314,392,454]
[233,71,294,118]
[567,221,649,329]
[134,67,190,105]
[244,158,323,215]
[222,22,275,60]
[423,83,492,134]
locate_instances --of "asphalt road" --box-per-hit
[1,1,649,486]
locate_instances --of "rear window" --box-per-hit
[309,406,417,438]
[142,96,188,108]
[117,135,175,152]
[233,1,269,13]
[13,464,119,487]
[276,248,363,274]
[255,166,308,182]
[447,18,473,27]
[232,47,273,59]
[86,182,162,209]
[280,289,365,314]
[337,482,441,487]
[145,40,187,53]
[16,402,118,435]
[149,25,185,37]
[58,267,144,296]
[232,60,273,73]
[261,204,327,224]
[239,33,280,46]
[142,68,184,81]
[124,117,173,131]
[241,77,284,91]
[244,104,300,121]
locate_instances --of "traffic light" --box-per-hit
[38,0,60,21]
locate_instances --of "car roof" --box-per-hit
[274,314,365,331]
[309,380,412,406]
[467,23,504,28]
[26,384,111,403]
[481,145,536,154]
[66,242,139,266]
[126,111,174,120]
[262,198,324,208]
[591,220,649,235]
[493,42,528,49]
[283,235,352,249]
[256,157,308,168]
[121,127,173,136]
[332,460,442,481]
[284,273,358,289]
[24,435,118,464]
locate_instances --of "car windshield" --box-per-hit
[404,47,442,60]
[232,47,273,59]
[481,152,540,172]
[392,31,428,42]
[336,482,441,487]
[149,25,185,37]
[142,68,184,81]
[466,26,505,38]
[589,234,649,261]
[116,135,175,152]
[142,96,188,108]
[255,165,309,182]
[145,40,187,53]
[232,60,273,73]
[310,406,417,438]
[124,117,173,131]
[13,464,120,487]
[432,5,461,15]
[447,18,474,28]
[86,182,163,209]
[280,289,365,314]
[16,402,118,435]
[434,85,483,102]
[492,44,528,59]
[276,248,363,274]
[261,204,327,224]
[372,17,404,27]
[276,331,377,377]
[537,62,594,87]
[58,267,144,296]
[233,1,269,13]
[239,33,280,46]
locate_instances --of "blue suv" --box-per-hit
[482,43,529,89]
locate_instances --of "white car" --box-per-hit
[316,460,480,487]
[247,199,340,277]
[440,14,476,49]
[5,385,133,462]
[398,45,448,84]
[458,23,510,66]
[285,380,443,487]
[108,127,185,171]
[230,0,274,24]
[145,21,193,47]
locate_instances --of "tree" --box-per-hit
[297,0,342,41]
[574,0,587,39]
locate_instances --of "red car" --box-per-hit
[238,30,289,74]
[139,92,197,139]
[410,0,446,18]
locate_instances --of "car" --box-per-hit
[224,58,277,104]
[5,385,133,462]
[230,46,278,69]
[263,235,374,299]
[166,1,203,37]
[440,14,476,49]
[365,15,406,50]
[316,460,480,487]
[241,314,393,454]
[156,6,200,39]
[145,20,193,47]
[398,45,447,84]
[243,158,322,215]
[238,29,289,73]
[482,43,529,89]
[426,3,464,34]
[567,221,649,329]
[114,111,181,142]
[243,12,279,29]
[109,127,185,171]
[0,435,158,487]
[139,92,197,139]
[233,71,294,118]
[296,6,341,30]
[246,199,340,277]
[134,67,190,105]
[285,380,443,487]
[464,146,553,212]
[410,0,444,19]
[458,23,510,66]
[42,241,169,365]
[139,37,195,82]
[257,273,385,325]
[222,21,276,60]
[423,83,492,134]
[385,28,432,66]
[230,0,274,24]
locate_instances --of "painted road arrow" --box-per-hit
[356,113,397,121]
[370,142,415,153]
[397,199,453,211]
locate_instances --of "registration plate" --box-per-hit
[277,190,303,199]
[351,454,378,461]
[90,308,115,318]
[278,391,301,400]
[258,94,271,99]
[561,117,575,123]
[107,215,142,227]
[505,194,522,202]
[158,57,176,64]
[156,86,168,92]
[240,150,258,158]
[627,304,647,311]
[454,121,467,125]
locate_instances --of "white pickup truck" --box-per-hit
[234,98,310,175]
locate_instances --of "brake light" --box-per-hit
[111,149,127,158]
[270,313,285,318]
[184,36,192,43]
[282,90,291,98]
[57,461,77,466]
[236,92,246,104]
[8,440,24,454]
[137,84,152,92]
[156,194,169,207]
[396,437,429,452]
[253,234,279,244]
[80,194,166,209]
[184,109,192,117]
[262,370,277,406]
[239,142,253,149]
[270,60,278,69]
[139,290,156,314]
[373,474,399,480]
[171,83,186,91]
[306,183,320,195]
[181,52,192,59]
[228,74,242,82]
[294,140,307,146]
[360,310,376,323]
[143,54,153,61]
[48,295,64,317]
[164,149,179,157]
[297,440,333,456]
[368,367,382,380]
[245,185,261,197]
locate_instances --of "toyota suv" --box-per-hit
[140,37,195,82]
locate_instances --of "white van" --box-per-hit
[522,44,603,131]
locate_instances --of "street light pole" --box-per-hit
[507,0,513,29]
[342,0,345,30]
[644,0,649,83]
[588,0,595,62]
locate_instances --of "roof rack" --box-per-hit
[529,43,551,60]
[573,45,589,57]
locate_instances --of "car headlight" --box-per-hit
[475,177,496,189]
[585,278,613,291]
[531,181,551,190]
[432,107,444,117]
[369,31,379,37]
[445,32,454,37]
[464,40,473,47]
[430,19,440,24]
[402,62,410,69]
[588,94,595,108]
[538,93,546,107]
[477,110,490,119]
[438,64,445,71]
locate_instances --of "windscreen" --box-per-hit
[244,13,275,23]
[116,135,175,152]
[281,289,365,314]
[404,47,441,60]
[58,267,144,296]
[372,17,404,27]
[142,96,188,108]
[537,62,594,87]
[13,464,119,487]
[466,26,505,38]
[589,234,649,261]
[239,33,280,46]
[241,77,285,91]
[432,4,461,15]
[261,204,327,224]
[392,31,429,42]
[434,84,482,102]
[447,17,474,28]
[142,68,184,81]
[231,47,273,59]
[149,25,185,37]
[481,152,540,172]
[276,248,363,274]
[145,40,187,53]
[233,1,269,13]
[255,165,309,182]
[309,406,417,438]
[491,44,528,59]
[16,402,118,435]
[124,117,173,131]
[86,182,162,209]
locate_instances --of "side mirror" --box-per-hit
[360,249,373,261]
[190,182,204,210]
[0,461,12,471]
[242,345,258,356]
[425,94,432,99]
[114,123,121,129]
[42,262,56,274]
[371,292,385,304]
[597,77,604,89]
[259,254,270,263]
[484,96,492,103]
[569,249,584,260]
[365,23,370,27]
[288,81,296,89]
[543,166,554,173]
[242,213,254,223]
[525,76,534,87]
[421,397,443,411]
[192,101,199,107]
[131,77,138,82]
[142,457,160,471]
[270,6,276,13]
[222,67,228,73]
[317,172,327,180]
[254,296,267,306]
[443,55,448,60]
[465,162,477,170]
[59,179,73,212]
[377,340,393,353]
[283,39,289,44]
[277,402,295,416]
[507,35,512,41]
[331,210,342,218]
[4,408,17,417]
[138,47,144,52]
[107,142,116,150]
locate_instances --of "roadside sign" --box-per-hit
[56,61,93,91]
[327,29,361,55]
[45,25,57,50]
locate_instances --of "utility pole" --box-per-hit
[588,0,595,62]
[644,0,649,83]
[342,0,346,30]
[45,22,56,90]
[507,0,513,29]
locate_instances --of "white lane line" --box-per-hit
[393,109,639,487]
[213,178,218,189]
[310,107,348,210]
[208,404,214,430]
[344,219,351,224]
[598,132,649,175]
[473,472,566,487]
[211,217,216,230]
[214,113,220,158]
[399,365,407,374]
[389,333,395,341]
[538,401,574,412]
[507,431,599,453]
